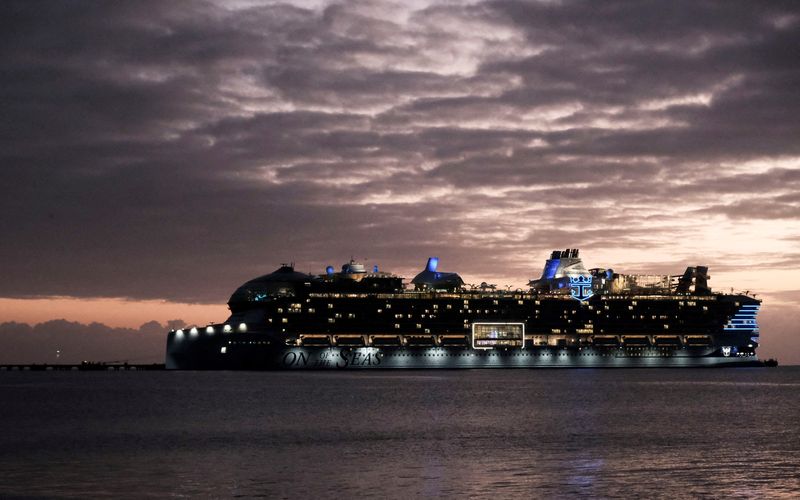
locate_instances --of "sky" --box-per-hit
[1,0,799,363]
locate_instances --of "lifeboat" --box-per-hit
[334,335,366,346]
[370,335,402,346]
[404,335,437,346]
[592,335,620,346]
[299,334,331,346]
[439,335,469,346]
[654,335,682,346]
[622,335,651,346]
[684,335,712,346]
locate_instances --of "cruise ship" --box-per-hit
[165,249,762,369]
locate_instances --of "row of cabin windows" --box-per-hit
[280,316,676,333]
[276,302,714,321]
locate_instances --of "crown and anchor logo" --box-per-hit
[569,275,594,301]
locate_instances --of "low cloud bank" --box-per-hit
[0,319,183,364]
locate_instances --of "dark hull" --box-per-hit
[166,332,760,370]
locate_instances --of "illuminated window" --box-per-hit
[394,323,400,329]
[328,318,335,323]
[281,318,288,324]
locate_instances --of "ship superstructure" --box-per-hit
[166,250,762,369]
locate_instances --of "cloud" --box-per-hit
[0,319,181,364]
[0,0,799,311]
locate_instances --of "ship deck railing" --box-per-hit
[304,290,737,301]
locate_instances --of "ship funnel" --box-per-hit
[695,266,710,294]
[426,257,439,272]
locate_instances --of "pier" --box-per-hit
[0,362,165,371]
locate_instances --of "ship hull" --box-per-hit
[166,333,760,370]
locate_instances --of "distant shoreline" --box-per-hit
[0,363,165,371]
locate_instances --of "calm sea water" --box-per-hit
[1,368,799,499]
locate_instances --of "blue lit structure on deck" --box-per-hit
[724,304,760,343]
[426,257,439,273]
[543,258,560,279]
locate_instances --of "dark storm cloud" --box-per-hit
[1,0,799,303]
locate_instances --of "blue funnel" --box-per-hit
[426,257,439,273]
